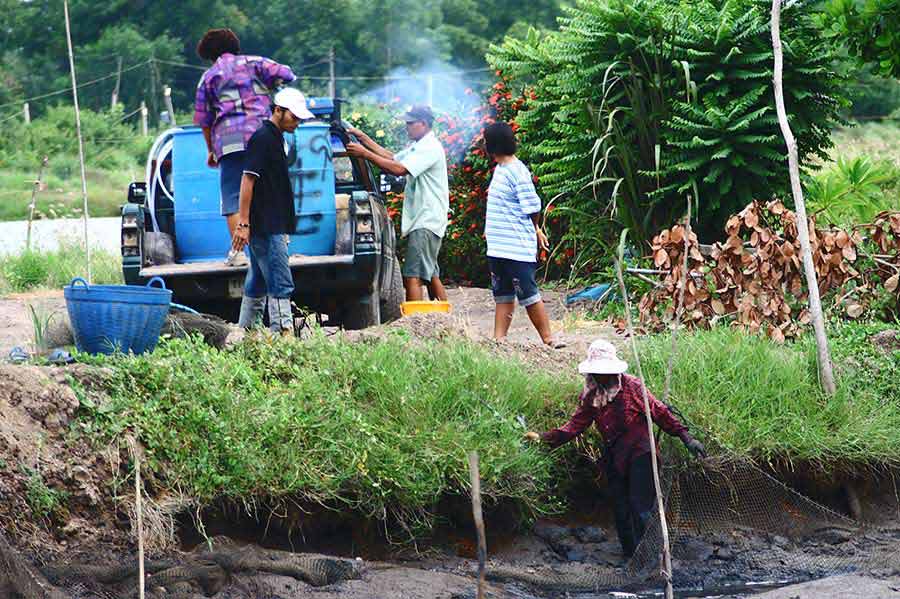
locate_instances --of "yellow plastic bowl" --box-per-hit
[400,300,452,316]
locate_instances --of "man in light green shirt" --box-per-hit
[347,105,449,301]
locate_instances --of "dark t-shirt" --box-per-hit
[243,120,295,235]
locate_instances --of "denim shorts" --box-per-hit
[402,228,442,280]
[244,234,295,299]
[219,151,245,216]
[489,257,541,307]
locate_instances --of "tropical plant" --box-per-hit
[818,0,900,79]
[806,155,900,225]
[488,0,846,251]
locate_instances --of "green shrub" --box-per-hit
[489,0,846,245]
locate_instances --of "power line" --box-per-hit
[0,60,150,110]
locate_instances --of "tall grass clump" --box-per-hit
[81,333,581,531]
[637,325,900,466]
[0,241,122,293]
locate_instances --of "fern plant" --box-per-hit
[488,0,846,252]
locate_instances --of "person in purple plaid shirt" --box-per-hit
[193,28,296,264]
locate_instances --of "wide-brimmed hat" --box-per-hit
[273,88,314,120]
[578,339,629,375]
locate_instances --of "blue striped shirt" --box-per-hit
[485,158,541,262]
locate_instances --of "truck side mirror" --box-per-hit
[380,174,406,194]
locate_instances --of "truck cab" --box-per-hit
[120,98,402,329]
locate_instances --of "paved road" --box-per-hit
[0,217,120,256]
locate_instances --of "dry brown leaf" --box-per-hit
[835,230,850,248]
[711,299,726,315]
[770,326,785,344]
[842,245,857,261]
[846,303,864,318]
[654,249,668,267]
[886,274,899,293]
[671,226,684,244]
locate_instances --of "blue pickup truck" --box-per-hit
[119,98,402,329]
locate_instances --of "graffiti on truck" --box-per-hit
[288,131,333,237]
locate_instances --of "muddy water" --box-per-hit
[0,216,120,255]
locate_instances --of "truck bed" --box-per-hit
[141,254,355,278]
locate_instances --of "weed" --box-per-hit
[28,304,56,353]
[22,466,68,520]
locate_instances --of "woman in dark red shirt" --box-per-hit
[526,339,706,558]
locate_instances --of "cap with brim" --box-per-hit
[578,357,629,375]
[273,88,315,120]
[402,105,434,124]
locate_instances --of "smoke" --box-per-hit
[354,58,488,117]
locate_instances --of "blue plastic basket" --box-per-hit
[64,277,172,355]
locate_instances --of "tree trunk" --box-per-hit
[770,0,837,395]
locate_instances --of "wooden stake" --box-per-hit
[163,85,175,125]
[26,156,49,252]
[23,102,30,124]
[614,231,674,599]
[771,0,836,395]
[129,438,146,599]
[140,101,149,136]
[468,451,487,599]
[63,0,92,283]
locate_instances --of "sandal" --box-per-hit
[7,346,29,364]
[546,339,567,350]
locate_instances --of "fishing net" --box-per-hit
[489,457,900,596]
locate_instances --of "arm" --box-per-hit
[645,385,706,457]
[193,75,217,167]
[518,168,549,252]
[202,127,216,168]
[347,144,409,177]
[347,127,394,159]
[538,394,595,449]
[255,57,296,88]
[231,173,256,251]
[531,213,549,252]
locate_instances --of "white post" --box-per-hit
[328,45,336,98]
[140,101,149,136]
[163,85,175,125]
[111,55,123,109]
[771,0,837,394]
[23,102,30,124]
[63,0,92,283]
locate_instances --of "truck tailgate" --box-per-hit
[140,254,355,278]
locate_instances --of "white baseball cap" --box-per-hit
[273,88,314,120]
[578,339,629,375]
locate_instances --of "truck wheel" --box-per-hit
[342,289,381,330]
[380,256,403,324]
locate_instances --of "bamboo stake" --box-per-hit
[468,451,487,599]
[663,199,692,403]
[63,0,92,283]
[614,231,674,599]
[771,0,836,395]
[129,438,146,599]
[25,156,49,252]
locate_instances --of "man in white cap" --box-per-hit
[231,87,314,334]
[525,339,705,558]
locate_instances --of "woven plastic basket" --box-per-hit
[64,277,172,355]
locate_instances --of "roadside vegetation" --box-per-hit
[0,241,122,294]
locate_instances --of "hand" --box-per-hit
[683,436,707,459]
[232,226,250,252]
[523,431,541,443]
[346,126,364,138]
[345,142,368,158]
[207,151,218,168]
[536,227,550,253]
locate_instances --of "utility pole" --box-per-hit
[111,56,123,109]
[22,102,30,124]
[163,85,175,125]
[140,101,148,136]
[328,45,336,98]
[63,0,92,283]
[149,54,159,122]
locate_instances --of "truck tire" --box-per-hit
[380,256,403,323]
[342,289,381,330]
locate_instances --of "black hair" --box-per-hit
[196,29,241,62]
[483,121,517,156]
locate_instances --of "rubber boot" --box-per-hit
[238,296,266,329]
[268,296,293,335]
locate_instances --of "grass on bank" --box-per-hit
[74,321,900,532]
[638,322,900,467]
[0,241,122,294]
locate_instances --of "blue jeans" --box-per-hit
[489,257,541,307]
[219,151,244,216]
[245,234,294,299]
